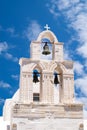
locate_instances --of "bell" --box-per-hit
[33,72,39,83]
[42,42,51,55]
[54,74,60,85]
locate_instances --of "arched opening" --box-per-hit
[53,69,60,104]
[32,68,41,102]
[53,66,63,104]
[41,38,52,60]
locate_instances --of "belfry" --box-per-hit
[3,25,84,130]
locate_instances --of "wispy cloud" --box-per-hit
[75,76,87,96]
[0,81,11,88]
[64,49,72,60]
[47,0,87,58]
[11,74,19,80]
[24,20,42,41]
[0,41,18,62]
[0,42,8,54]
[4,53,18,62]
[74,61,84,75]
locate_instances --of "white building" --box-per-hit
[3,25,84,130]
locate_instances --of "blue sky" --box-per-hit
[0,0,87,117]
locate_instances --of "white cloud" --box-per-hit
[47,0,87,58]
[5,53,18,62]
[24,20,42,41]
[49,8,59,17]
[75,76,87,96]
[77,43,87,58]
[11,74,19,80]
[0,42,8,54]
[0,41,18,62]
[56,0,76,10]
[75,96,87,107]
[0,81,11,88]
[74,61,84,75]
[64,49,72,60]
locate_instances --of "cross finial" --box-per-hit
[44,24,50,30]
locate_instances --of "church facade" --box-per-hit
[3,25,84,130]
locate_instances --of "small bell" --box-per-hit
[54,74,60,85]
[33,72,39,83]
[42,42,51,55]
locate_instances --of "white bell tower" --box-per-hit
[10,25,83,130]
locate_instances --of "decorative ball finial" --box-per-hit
[44,24,50,30]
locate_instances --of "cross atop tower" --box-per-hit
[44,24,50,30]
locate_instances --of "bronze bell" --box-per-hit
[42,42,51,55]
[33,72,39,83]
[54,74,60,85]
